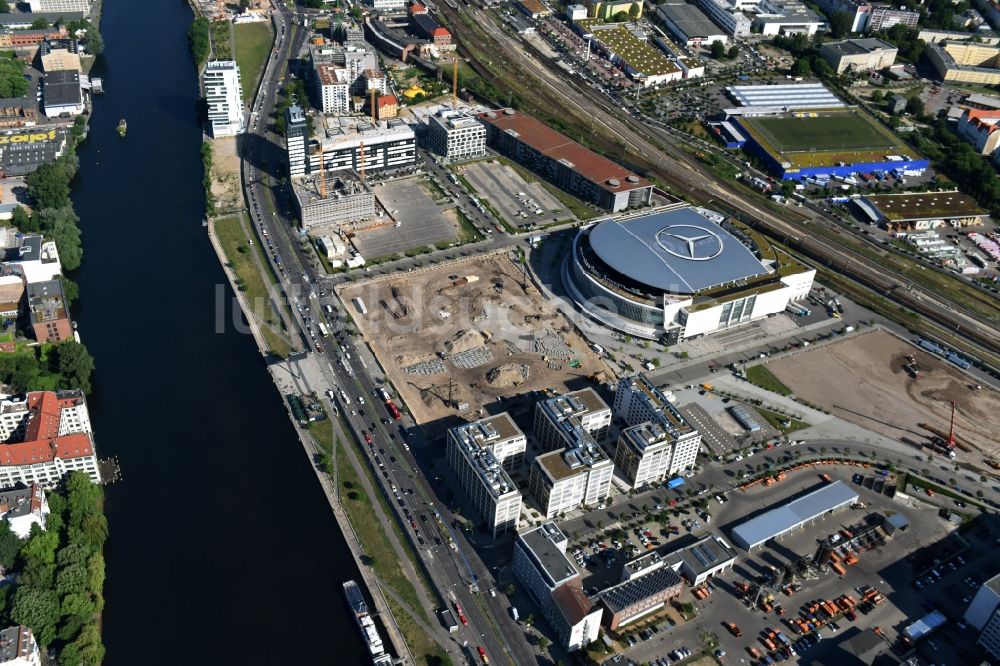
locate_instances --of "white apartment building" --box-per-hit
[0,484,48,539]
[513,523,603,651]
[363,69,388,95]
[0,391,100,488]
[368,0,407,10]
[286,105,309,177]
[529,434,613,518]
[203,61,244,137]
[966,573,1000,661]
[533,388,611,452]
[446,415,524,536]
[28,0,90,15]
[427,109,487,162]
[316,64,351,115]
[0,625,41,666]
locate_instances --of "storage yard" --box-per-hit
[764,329,1000,457]
[337,252,606,433]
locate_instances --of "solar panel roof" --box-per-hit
[587,207,769,294]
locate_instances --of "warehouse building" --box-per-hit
[42,70,84,119]
[446,414,524,536]
[665,534,738,585]
[859,191,989,230]
[564,205,816,341]
[478,108,652,212]
[730,481,859,550]
[656,2,728,46]
[0,127,68,176]
[292,170,375,230]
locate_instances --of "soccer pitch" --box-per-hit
[745,112,898,153]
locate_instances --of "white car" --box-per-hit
[358,396,365,405]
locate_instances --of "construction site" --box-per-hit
[337,251,607,434]
[765,329,1000,461]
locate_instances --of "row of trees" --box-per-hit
[188,16,211,67]
[5,473,107,665]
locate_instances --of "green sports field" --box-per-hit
[745,113,896,153]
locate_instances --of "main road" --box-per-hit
[238,6,537,664]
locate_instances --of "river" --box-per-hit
[69,1,368,662]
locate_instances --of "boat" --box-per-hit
[343,580,392,664]
[117,119,127,137]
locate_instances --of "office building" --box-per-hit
[0,484,47,539]
[600,565,683,629]
[656,2,729,46]
[42,70,83,118]
[533,388,611,452]
[446,415,524,536]
[312,118,417,174]
[39,38,80,73]
[478,108,652,212]
[26,280,71,343]
[285,105,309,177]
[27,0,90,15]
[513,523,603,651]
[529,430,613,518]
[369,0,407,10]
[958,108,1000,154]
[203,61,244,137]
[819,38,898,74]
[3,235,62,285]
[695,0,753,36]
[928,41,1000,85]
[966,573,1000,661]
[315,64,351,115]
[0,625,40,666]
[293,170,376,230]
[753,0,827,35]
[0,390,100,488]
[427,109,487,161]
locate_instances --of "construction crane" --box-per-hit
[918,401,972,452]
[318,151,326,198]
[410,380,457,408]
[370,88,377,123]
[358,141,365,184]
[452,55,459,108]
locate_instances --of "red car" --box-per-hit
[477,646,489,664]
[363,432,372,444]
[455,602,468,626]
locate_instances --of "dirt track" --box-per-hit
[767,329,1000,457]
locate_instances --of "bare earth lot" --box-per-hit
[767,329,1000,457]
[209,136,244,213]
[338,252,606,436]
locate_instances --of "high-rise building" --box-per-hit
[966,573,1000,661]
[428,109,488,162]
[316,64,351,115]
[513,523,603,651]
[203,61,244,137]
[533,388,611,451]
[613,375,701,481]
[446,415,524,536]
[286,105,309,177]
[312,118,417,173]
[27,0,90,16]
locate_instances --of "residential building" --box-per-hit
[819,37,898,73]
[812,0,870,32]
[656,2,729,46]
[0,268,23,319]
[42,70,83,118]
[362,69,388,95]
[285,105,309,177]
[695,0,753,36]
[0,484,48,538]
[867,6,919,31]
[600,564,683,629]
[513,523,603,651]
[918,28,1000,45]
[26,280,71,343]
[0,391,100,488]
[613,375,701,478]
[39,38,80,73]
[292,170,376,230]
[957,108,1000,154]
[203,61,244,137]
[928,41,1000,85]
[334,18,366,47]
[309,43,378,90]
[311,118,417,174]
[529,433,613,518]
[446,415,524,536]
[2,235,62,285]
[0,99,39,129]
[375,94,398,119]
[478,108,652,212]
[534,389,611,452]
[427,108,487,161]
[315,64,351,115]
[27,0,90,16]
[369,0,407,11]
[0,625,40,666]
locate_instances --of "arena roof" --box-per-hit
[726,83,845,110]
[730,481,858,550]
[587,207,769,294]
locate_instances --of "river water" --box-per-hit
[70,1,367,661]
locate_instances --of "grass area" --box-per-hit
[210,20,233,60]
[900,472,988,509]
[215,215,292,358]
[758,408,810,434]
[455,208,484,243]
[386,597,453,666]
[234,22,274,101]
[745,364,793,396]
[488,156,600,221]
[420,176,450,203]
[747,112,897,153]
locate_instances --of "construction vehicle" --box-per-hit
[845,552,859,566]
[832,562,847,576]
[727,622,742,637]
[918,402,971,453]
[748,646,762,659]
[986,459,1000,470]
[820,473,832,482]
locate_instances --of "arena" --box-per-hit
[561,205,815,342]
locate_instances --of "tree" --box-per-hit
[11,586,59,645]
[26,163,71,209]
[61,277,79,310]
[55,562,89,597]
[828,11,853,38]
[727,45,739,59]
[54,342,95,395]
[710,40,726,59]
[905,95,924,116]
[31,18,49,29]
[83,29,104,56]
[538,636,551,650]
[0,521,20,571]
[10,205,29,230]
[791,58,812,77]
[56,623,104,666]
[628,2,641,19]
[870,89,884,103]
[611,10,629,21]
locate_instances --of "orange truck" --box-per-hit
[820,473,832,482]
[727,623,743,638]
[748,647,762,659]
[832,562,847,575]
[830,551,842,563]
[863,588,879,602]
[763,637,777,651]
[845,552,859,566]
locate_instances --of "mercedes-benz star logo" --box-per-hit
[655,225,724,261]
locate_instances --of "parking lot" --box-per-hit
[458,160,575,228]
[356,177,459,259]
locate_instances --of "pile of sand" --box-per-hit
[443,330,487,355]
[486,363,529,387]
[395,352,436,367]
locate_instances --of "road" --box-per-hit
[236,7,536,665]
